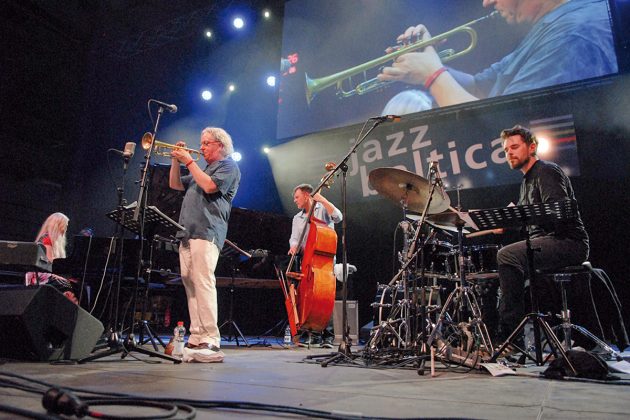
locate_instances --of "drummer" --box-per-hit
[494,125,589,344]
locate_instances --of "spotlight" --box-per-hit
[266,76,276,87]
[228,83,236,92]
[232,151,242,162]
[262,146,270,154]
[233,17,245,29]
[537,137,551,155]
[201,90,213,101]
[205,30,213,38]
[263,9,271,19]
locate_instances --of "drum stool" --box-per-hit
[537,262,619,359]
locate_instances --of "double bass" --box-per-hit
[280,172,337,339]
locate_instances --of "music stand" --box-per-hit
[79,203,184,364]
[218,239,251,347]
[471,200,578,373]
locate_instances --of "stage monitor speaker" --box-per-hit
[0,285,104,361]
[332,300,358,344]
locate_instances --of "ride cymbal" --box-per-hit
[368,167,450,214]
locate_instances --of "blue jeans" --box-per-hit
[496,236,588,340]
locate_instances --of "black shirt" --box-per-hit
[518,160,589,246]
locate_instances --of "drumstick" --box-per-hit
[466,229,496,238]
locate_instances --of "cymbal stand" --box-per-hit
[426,190,493,368]
[363,164,443,372]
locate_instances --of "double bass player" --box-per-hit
[287,183,342,347]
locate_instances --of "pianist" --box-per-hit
[24,212,78,304]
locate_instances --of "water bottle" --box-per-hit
[523,321,535,354]
[284,325,292,346]
[173,321,186,358]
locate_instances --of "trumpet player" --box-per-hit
[378,0,616,108]
[169,127,241,362]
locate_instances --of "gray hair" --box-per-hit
[202,127,234,156]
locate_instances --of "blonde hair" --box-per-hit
[36,212,69,260]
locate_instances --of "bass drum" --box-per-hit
[372,283,441,325]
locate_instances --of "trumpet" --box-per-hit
[141,132,202,161]
[305,11,498,104]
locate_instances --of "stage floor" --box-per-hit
[1,338,630,419]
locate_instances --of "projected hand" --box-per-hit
[378,24,443,86]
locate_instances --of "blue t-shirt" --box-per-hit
[474,0,617,98]
[176,158,241,250]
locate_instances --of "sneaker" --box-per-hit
[182,343,224,363]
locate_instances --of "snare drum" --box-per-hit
[463,244,500,280]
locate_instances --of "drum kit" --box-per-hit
[365,167,499,370]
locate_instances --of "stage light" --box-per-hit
[263,9,271,19]
[266,76,276,87]
[201,90,213,101]
[205,30,213,39]
[262,146,270,154]
[537,137,551,155]
[228,83,236,92]
[233,17,245,29]
[232,151,242,162]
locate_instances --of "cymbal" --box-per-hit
[427,211,474,228]
[405,214,469,234]
[369,167,450,214]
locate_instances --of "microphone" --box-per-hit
[370,114,401,122]
[430,161,446,200]
[123,142,136,162]
[149,99,178,113]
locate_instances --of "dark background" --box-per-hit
[1,0,629,344]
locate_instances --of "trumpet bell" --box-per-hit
[141,132,154,150]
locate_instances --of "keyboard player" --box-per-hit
[25,212,78,304]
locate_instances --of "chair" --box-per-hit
[537,262,621,360]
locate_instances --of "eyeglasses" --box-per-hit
[200,140,222,147]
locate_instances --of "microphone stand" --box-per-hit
[307,117,389,367]
[80,103,180,364]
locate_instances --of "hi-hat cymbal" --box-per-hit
[368,167,450,214]
[427,211,474,228]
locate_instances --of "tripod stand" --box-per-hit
[425,211,494,368]
[79,204,184,364]
[218,240,251,347]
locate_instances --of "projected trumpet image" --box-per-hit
[277,0,618,139]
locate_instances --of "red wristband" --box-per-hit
[185,160,194,168]
[424,67,447,90]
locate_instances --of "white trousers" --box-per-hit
[179,238,221,348]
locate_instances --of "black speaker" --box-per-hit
[0,285,104,361]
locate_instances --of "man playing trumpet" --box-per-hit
[169,127,240,362]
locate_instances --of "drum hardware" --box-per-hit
[363,164,453,373]
[425,200,495,367]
